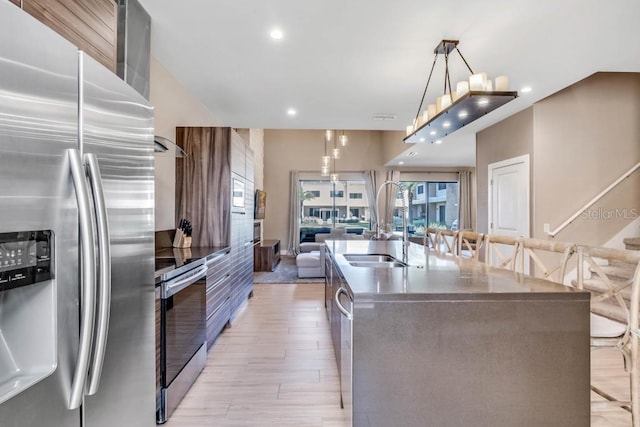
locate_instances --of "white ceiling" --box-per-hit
[138,0,640,167]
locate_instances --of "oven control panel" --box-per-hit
[0,230,53,292]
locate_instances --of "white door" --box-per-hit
[488,155,530,267]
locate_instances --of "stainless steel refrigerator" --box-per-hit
[0,3,155,426]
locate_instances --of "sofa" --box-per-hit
[296,233,365,278]
[296,246,326,278]
[299,228,346,253]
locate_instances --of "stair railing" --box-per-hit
[547,161,640,238]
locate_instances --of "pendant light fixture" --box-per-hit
[321,130,330,177]
[403,40,518,144]
[338,130,348,147]
[330,153,339,183]
[321,129,347,179]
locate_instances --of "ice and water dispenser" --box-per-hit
[0,230,55,404]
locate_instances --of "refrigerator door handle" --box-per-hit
[67,149,97,410]
[84,153,111,396]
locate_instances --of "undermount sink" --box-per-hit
[343,254,397,263]
[343,254,407,268]
[349,261,407,268]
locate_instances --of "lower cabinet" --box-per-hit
[205,250,231,349]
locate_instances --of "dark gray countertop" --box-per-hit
[326,240,589,302]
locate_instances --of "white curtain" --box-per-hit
[458,170,472,230]
[363,170,378,227]
[383,170,400,232]
[287,170,300,255]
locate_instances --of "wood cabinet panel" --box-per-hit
[9,0,20,6]
[175,127,231,247]
[23,0,117,72]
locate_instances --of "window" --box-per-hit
[298,178,371,242]
[395,181,459,236]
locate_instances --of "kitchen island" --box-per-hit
[325,240,590,427]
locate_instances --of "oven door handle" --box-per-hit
[162,265,208,298]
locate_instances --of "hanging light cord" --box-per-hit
[413,46,478,126]
[455,47,475,75]
[413,52,439,126]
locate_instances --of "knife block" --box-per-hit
[172,229,192,248]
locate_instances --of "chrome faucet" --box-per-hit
[375,181,410,259]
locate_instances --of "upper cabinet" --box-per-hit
[12,0,118,72]
[175,127,232,247]
[230,131,254,183]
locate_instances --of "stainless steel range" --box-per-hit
[155,253,208,424]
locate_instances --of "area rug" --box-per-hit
[253,256,325,284]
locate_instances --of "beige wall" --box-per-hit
[476,72,640,247]
[381,130,411,165]
[150,56,219,230]
[533,72,640,245]
[476,107,534,234]
[263,130,385,245]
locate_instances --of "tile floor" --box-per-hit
[166,283,632,426]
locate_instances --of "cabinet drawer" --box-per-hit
[206,251,231,281]
[206,298,230,349]
[206,274,230,317]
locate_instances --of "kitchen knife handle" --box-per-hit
[67,149,97,410]
[85,153,111,396]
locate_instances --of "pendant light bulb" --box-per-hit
[325,130,334,142]
[332,147,340,159]
[339,132,348,147]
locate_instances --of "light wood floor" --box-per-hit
[166,283,633,426]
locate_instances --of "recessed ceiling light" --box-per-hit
[399,161,404,165]
[521,86,532,93]
[270,29,284,40]
[478,98,489,106]
[458,110,468,119]
[430,130,436,136]
[406,152,417,157]
[443,121,451,128]
[287,108,296,116]
[435,140,442,144]
[419,138,425,142]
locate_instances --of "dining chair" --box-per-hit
[483,234,522,270]
[423,227,438,250]
[576,245,640,426]
[456,231,484,260]
[518,237,576,282]
[435,229,458,256]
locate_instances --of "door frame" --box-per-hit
[487,154,530,237]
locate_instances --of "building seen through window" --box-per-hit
[298,179,371,243]
[393,181,459,236]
